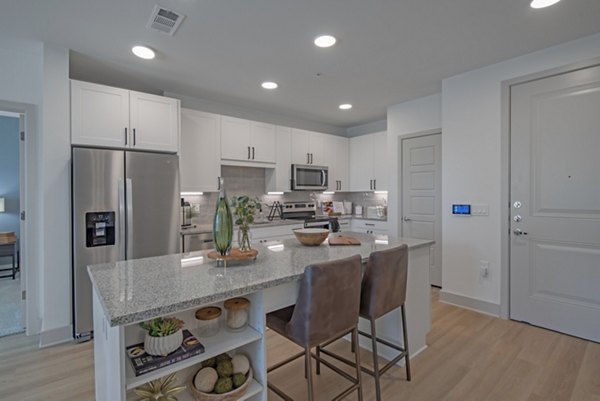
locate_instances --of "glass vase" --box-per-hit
[238,226,252,252]
[213,178,233,259]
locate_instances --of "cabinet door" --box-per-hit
[266,126,292,192]
[333,136,349,191]
[129,91,179,152]
[180,109,221,192]
[250,122,276,163]
[221,116,251,161]
[349,134,373,191]
[291,129,311,165]
[371,131,388,191]
[308,132,325,166]
[71,80,129,148]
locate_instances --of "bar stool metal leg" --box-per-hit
[352,328,364,401]
[370,318,382,401]
[401,305,411,381]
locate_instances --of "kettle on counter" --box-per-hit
[181,198,192,227]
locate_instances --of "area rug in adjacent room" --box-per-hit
[0,272,24,337]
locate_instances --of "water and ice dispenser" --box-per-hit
[85,212,115,247]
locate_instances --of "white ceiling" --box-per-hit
[2,0,600,129]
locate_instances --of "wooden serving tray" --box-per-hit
[328,235,361,246]
[207,248,258,261]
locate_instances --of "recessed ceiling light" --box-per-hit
[314,35,337,48]
[339,104,352,110]
[261,81,278,90]
[132,45,155,60]
[530,0,561,9]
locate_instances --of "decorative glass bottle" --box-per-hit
[212,178,233,261]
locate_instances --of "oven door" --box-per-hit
[291,164,328,190]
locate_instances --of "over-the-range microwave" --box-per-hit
[291,164,328,191]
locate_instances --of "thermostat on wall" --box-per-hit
[452,204,471,215]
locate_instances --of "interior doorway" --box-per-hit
[0,111,25,337]
[509,64,600,342]
[401,133,442,287]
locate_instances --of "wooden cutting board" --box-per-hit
[328,235,361,246]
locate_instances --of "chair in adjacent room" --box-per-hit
[318,245,411,401]
[266,254,364,401]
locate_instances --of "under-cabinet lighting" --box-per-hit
[373,191,388,194]
[267,244,285,252]
[181,192,203,196]
[267,192,284,195]
[530,0,561,8]
[322,191,335,195]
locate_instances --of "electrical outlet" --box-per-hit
[480,260,490,278]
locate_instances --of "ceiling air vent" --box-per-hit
[146,5,185,36]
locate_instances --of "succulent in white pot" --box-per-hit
[140,317,185,357]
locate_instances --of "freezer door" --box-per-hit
[72,147,125,339]
[126,151,180,259]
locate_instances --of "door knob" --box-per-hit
[403,216,412,221]
[513,228,528,236]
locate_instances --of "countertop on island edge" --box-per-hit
[88,232,433,328]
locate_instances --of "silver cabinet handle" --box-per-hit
[124,128,128,146]
[307,153,310,164]
[365,223,375,226]
[248,146,251,159]
[513,229,528,236]
[310,153,313,164]
[403,216,412,221]
[373,179,376,190]
[252,147,255,160]
[369,180,373,190]
[217,176,221,190]
[132,128,136,146]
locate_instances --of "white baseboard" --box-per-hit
[439,290,500,317]
[39,325,72,348]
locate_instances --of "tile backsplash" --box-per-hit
[182,166,388,225]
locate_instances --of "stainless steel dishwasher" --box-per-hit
[181,231,213,252]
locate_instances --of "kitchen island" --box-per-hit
[88,232,433,401]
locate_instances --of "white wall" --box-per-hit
[39,44,71,344]
[386,94,442,238]
[0,36,71,344]
[441,32,600,310]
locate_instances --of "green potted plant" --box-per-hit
[230,196,262,252]
[140,317,185,356]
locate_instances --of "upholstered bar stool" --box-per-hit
[266,255,364,401]
[318,245,411,401]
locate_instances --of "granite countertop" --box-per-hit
[88,232,432,327]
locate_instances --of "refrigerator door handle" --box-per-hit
[118,178,126,260]
[126,178,133,259]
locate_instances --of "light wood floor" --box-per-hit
[1,289,598,401]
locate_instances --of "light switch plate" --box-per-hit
[472,203,489,216]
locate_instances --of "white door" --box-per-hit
[221,116,251,161]
[249,121,276,163]
[349,134,373,191]
[371,131,388,191]
[71,80,129,148]
[180,109,221,192]
[129,91,179,152]
[402,134,442,287]
[510,65,600,342]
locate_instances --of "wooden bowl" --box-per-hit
[292,228,329,246]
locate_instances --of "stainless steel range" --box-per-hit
[281,201,340,232]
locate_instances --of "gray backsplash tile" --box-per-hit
[182,166,388,225]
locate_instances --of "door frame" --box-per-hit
[500,56,600,319]
[0,100,41,335]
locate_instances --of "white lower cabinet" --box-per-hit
[94,291,267,401]
[234,223,304,246]
[350,219,388,235]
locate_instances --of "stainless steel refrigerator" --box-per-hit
[72,147,180,341]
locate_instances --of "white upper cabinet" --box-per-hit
[221,116,276,163]
[291,129,325,165]
[266,126,292,192]
[129,91,179,152]
[349,131,387,191]
[327,135,349,191]
[71,80,130,148]
[180,109,221,193]
[71,80,180,153]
